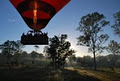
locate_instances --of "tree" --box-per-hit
[44,34,75,68]
[112,11,120,37]
[76,12,109,70]
[16,40,25,53]
[1,40,24,64]
[107,40,120,67]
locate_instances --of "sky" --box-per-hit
[0,0,120,57]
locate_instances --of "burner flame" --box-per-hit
[33,1,37,24]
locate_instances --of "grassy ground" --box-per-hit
[75,67,120,81]
[0,67,120,81]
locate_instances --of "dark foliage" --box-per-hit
[77,12,109,70]
[44,34,75,68]
[112,11,120,37]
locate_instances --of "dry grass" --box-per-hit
[75,67,120,81]
[0,67,119,81]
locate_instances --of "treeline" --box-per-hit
[68,55,120,68]
[0,50,47,66]
[0,43,120,69]
[1,49,120,69]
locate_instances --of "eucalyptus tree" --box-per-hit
[77,12,109,70]
[107,40,120,67]
[1,40,24,64]
[44,34,75,68]
[112,11,120,37]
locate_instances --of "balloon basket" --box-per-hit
[21,30,48,45]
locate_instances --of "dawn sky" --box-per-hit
[0,0,120,57]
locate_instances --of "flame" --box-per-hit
[33,1,37,24]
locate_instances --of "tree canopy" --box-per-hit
[112,11,120,37]
[44,34,75,68]
[0,40,24,63]
[107,40,120,55]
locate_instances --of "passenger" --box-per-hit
[22,33,25,36]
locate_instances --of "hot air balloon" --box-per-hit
[9,0,71,45]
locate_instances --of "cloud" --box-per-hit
[8,19,16,22]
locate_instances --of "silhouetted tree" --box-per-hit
[1,40,24,64]
[16,40,25,51]
[44,34,75,68]
[107,40,120,67]
[112,11,120,37]
[77,12,109,70]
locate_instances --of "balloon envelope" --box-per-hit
[9,0,70,31]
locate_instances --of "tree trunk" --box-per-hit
[93,51,96,71]
[52,58,56,68]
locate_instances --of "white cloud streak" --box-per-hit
[8,19,16,22]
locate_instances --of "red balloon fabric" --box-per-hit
[9,0,70,31]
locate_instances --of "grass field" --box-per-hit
[0,67,120,81]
